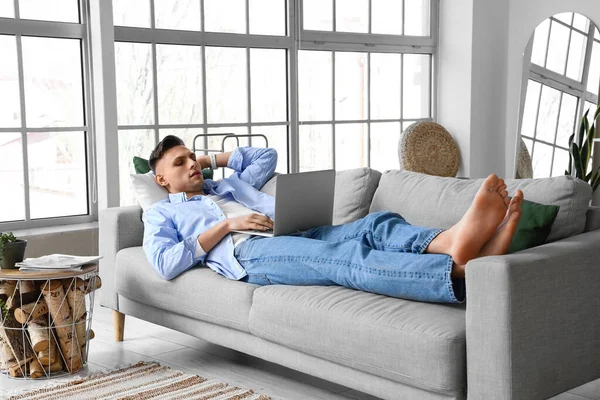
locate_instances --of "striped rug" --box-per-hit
[5,361,271,399]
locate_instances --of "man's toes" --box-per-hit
[484,174,500,190]
[500,189,508,198]
[504,196,511,206]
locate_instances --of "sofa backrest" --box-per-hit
[260,168,382,226]
[585,206,600,232]
[369,170,593,242]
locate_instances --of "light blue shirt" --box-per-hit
[142,147,277,280]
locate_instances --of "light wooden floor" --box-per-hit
[2,301,600,400]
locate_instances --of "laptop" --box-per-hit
[230,169,336,237]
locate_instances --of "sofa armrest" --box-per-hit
[466,230,600,400]
[99,205,144,310]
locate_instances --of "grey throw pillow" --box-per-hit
[260,169,383,226]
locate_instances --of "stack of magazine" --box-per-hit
[17,254,102,272]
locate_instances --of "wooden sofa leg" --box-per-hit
[113,310,125,342]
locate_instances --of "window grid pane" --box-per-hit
[28,131,88,219]
[115,42,155,126]
[19,0,80,23]
[22,37,85,128]
[303,0,333,31]
[156,44,203,125]
[0,1,14,18]
[0,35,21,128]
[154,0,201,31]
[0,133,25,222]
[113,0,151,28]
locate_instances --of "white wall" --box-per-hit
[437,0,474,177]
[437,0,509,178]
[504,0,600,178]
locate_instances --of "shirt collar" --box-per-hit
[168,192,188,203]
[168,192,206,203]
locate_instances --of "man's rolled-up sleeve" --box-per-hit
[227,147,277,190]
[142,208,205,280]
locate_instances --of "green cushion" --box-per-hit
[508,199,560,253]
[133,156,214,179]
[133,156,151,174]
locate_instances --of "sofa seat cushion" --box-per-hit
[248,285,466,396]
[115,246,259,333]
[370,171,592,243]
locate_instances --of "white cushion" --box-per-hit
[130,172,169,211]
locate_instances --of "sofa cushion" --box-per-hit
[248,285,466,396]
[114,247,259,333]
[370,171,592,243]
[333,167,382,225]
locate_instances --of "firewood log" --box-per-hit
[27,318,50,353]
[0,311,33,367]
[29,358,45,378]
[20,280,38,293]
[0,281,17,306]
[0,281,17,298]
[0,335,14,368]
[15,299,49,324]
[74,315,86,348]
[41,281,82,373]
[7,356,32,377]
[63,278,87,323]
[84,275,102,294]
[6,291,42,310]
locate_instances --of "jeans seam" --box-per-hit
[416,228,444,254]
[444,256,460,303]
[240,255,447,280]
[336,230,410,251]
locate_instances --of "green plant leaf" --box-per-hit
[594,103,600,123]
[578,110,589,147]
[572,142,584,179]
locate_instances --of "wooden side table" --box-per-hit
[0,264,101,379]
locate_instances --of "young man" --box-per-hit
[143,135,523,304]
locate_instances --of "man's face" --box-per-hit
[155,145,203,194]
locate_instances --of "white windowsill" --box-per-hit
[12,222,99,239]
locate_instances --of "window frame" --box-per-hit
[113,0,437,189]
[0,0,97,231]
[519,13,600,178]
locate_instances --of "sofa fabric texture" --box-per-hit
[249,285,466,396]
[114,247,259,333]
[370,171,592,243]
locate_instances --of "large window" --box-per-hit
[520,13,600,178]
[112,0,436,206]
[0,1,93,230]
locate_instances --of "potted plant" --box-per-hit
[566,104,600,193]
[0,232,27,269]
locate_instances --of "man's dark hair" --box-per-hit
[148,135,185,173]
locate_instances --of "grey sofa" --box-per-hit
[99,169,600,400]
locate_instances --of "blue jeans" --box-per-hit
[234,211,465,303]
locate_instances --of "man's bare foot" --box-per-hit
[427,174,509,266]
[479,190,523,257]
